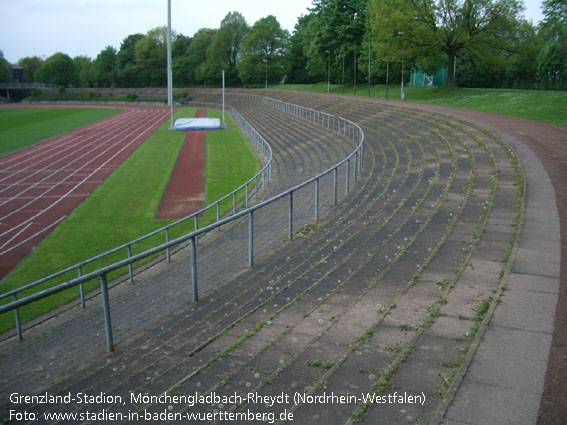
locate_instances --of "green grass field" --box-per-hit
[0,108,124,157]
[272,83,567,127]
[0,107,261,334]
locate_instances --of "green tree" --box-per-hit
[172,34,192,85]
[134,26,173,86]
[538,0,567,89]
[115,33,144,87]
[542,0,567,35]
[18,56,44,83]
[304,0,368,84]
[238,16,290,86]
[73,56,93,87]
[206,11,249,85]
[505,20,541,88]
[453,19,541,89]
[93,46,116,87]
[287,14,316,83]
[183,28,217,86]
[0,51,13,83]
[35,52,77,87]
[370,0,524,86]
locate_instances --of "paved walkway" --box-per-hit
[435,119,561,425]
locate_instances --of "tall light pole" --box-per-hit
[353,40,357,96]
[326,50,330,94]
[342,45,345,95]
[263,59,268,89]
[399,31,405,101]
[167,0,173,128]
[385,41,390,100]
[368,38,371,97]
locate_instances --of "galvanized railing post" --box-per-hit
[190,236,198,302]
[13,294,22,340]
[127,245,133,283]
[315,178,320,222]
[355,152,359,183]
[78,266,85,308]
[99,273,113,352]
[194,216,199,245]
[346,159,351,193]
[333,168,338,206]
[233,192,237,215]
[289,192,294,241]
[166,229,171,262]
[248,211,254,267]
[217,203,221,231]
[245,183,249,208]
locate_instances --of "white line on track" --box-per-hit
[0,216,66,257]
[0,108,132,175]
[0,109,163,198]
[0,108,162,186]
[0,222,33,252]
[0,108,170,244]
[0,108,170,206]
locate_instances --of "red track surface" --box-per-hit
[157,110,208,220]
[0,105,172,282]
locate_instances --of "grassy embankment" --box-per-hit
[273,83,567,127]
[0,107,261,333]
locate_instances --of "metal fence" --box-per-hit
[0,94,364,352]
[0,82,57,89]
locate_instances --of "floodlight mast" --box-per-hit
[167,0,173,128]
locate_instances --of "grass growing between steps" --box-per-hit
[0,107,261,334]
[0,107,124,157]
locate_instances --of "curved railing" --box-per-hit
[0,94,364,351]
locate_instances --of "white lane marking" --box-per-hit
[0,216,66,257]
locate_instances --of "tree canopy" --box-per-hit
[206,11,249,85]
[238,15,290,86]
[35,52,77,87]
[369,0,524,86]
[538,0,567,89]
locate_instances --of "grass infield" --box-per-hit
[0,108,124,157]
[273,83,567,127]
[0,107,261,334]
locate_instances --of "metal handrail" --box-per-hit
[0,94,364,350]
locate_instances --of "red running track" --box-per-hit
[157,109,208,220]
[0,105,173,282]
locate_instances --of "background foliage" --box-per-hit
[1,1,565,90]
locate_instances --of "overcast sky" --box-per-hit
[1,0,545,64]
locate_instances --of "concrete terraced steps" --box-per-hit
[0,92,523,425]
